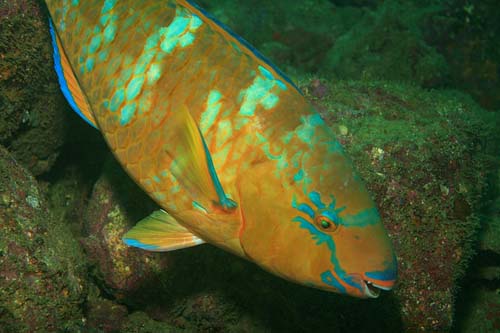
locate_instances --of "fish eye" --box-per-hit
[315,215,337,232]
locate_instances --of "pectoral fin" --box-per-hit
[123,210,205,251]
[168,105,237,212]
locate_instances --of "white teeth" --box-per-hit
[364,285,379,298]
[363,281,380,298]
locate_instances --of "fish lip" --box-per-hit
[362,280,393,298]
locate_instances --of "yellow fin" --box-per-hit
[123,210,205,251]
[49,20,97,128]
[168,105,237,212]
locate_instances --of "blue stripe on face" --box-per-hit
[320,209,343,224]
[365,269,396,282]
[291,215,363,293]
[308,191,325,209]
[365,252,397,282]
[297,203,315,219]
[321,271,346,293]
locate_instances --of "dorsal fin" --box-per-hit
[49,20,98,129]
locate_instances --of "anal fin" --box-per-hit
[123,210,205,252]
[49,20,97,129]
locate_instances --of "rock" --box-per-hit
[304,78,498,331]
[121,312,175,333]
[0,145,88,332]
[85,297,129,333]
[455,287,500,332]
[0,0,69,176]
[478,167,500,257]
[322,1,450,88]
[424,0,500,110]
[81,157,169,304]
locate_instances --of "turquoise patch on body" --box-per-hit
[145,32,161,50]
[310,113,325,125]
[166,16,190,38]
[239,67,286,116]
[100,13,111,26]
[200,90,222,131]
[261,94,279,110]
[190,14,203,29]
[103,23,117,43]
[159,8,203,54]
[136,53,156,74]
[102,0,117,14]
[126,76,145,100]
[89,35,102,53]
[110,89,124,112]
[294,169,304,182]
[276,80,287,90]
[98,49,110,62]
[85,58,95,72]
[120,103,136,125]
[179,33,195,47]
[258,65,274,80]
[208,90,222,104]
[147,63,162,85]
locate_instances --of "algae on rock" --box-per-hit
[303,77,498,331]
[0,0,69,176]
[0,146,88,332]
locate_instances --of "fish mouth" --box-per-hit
[362,280,392,298]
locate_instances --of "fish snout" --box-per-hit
[347,264,397,298]
[361,267,397,298]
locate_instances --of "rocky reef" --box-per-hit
[0,145,87,332]
[303,78,497,331]
[0,0,68,176]
[0,0,499,332]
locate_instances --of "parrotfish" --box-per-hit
[45,0,397,298]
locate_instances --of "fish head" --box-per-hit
[238,119,397,298]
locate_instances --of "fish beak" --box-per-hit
[362,279,394,298]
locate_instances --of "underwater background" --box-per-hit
[0,0,499,332]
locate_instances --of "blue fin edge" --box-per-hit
[199,127,237,210]
[123,238,160,251]
[185,0,301,94]
[48,19,97,129]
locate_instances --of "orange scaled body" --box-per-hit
[45,0,397,297]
